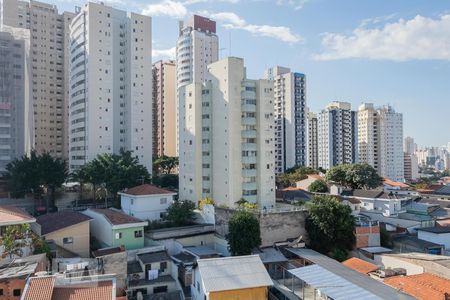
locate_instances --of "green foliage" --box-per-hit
[380,227,392,248]
[198,197,215,210]
[33,237,51,259]
[72,150,151,206]
[227,210,261,256]
[330,248,349,262]
[0,224,33,258]
[234,198,258,209]
[277,166,319,188]
[306,195,356,255]
[153,156,179,175]
[308,179,329,193]
[6,151,68,208]
[325,163,382,189]
[165,199,196,226]
[152,174,179,189]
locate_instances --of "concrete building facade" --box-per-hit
[152,60,176,157]
[68,2,152,171]
[176,15,218,154]
[306,111,318,169]
[404,152,419,182]
[404,136,417,154]
[358,103,404,181]
[1,0,75,159]
[265,66,307,173]
[317,101,356,170]
[179,57,275,208]
[0,27,32,173]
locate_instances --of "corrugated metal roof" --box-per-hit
[289,264,382,300]
[197,255,273,292]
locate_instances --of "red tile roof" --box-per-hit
[90,208,144,225]
[342,257,379,274]
[384,273,450,300]
[23,276,55,300]
[122,184,175,196]
[36,211,91,235]
[383,178,410,189]
[0,205,35,225]
[51,281,113,300]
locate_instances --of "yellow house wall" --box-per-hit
[45,221,90,257]
[209,287,268,300]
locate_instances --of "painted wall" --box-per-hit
[44,221,90,257]
[209,287,268,300]
[112,226,145,250]
[83,210,113,247]
[374,255,423,276]
[418,231,450,250]
[121,194,174,221]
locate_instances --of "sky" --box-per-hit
[55,0,450,148]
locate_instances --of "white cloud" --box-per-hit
[152,47,176,59]
[142,0,188,18]
[207,11,302,43]
[315,14,450,61]
[276,0,309,10]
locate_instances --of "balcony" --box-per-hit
[241,130,256,138]
[242,169,257,177]
[242,117,256,126]
[242,182,257,191]
[242,143,257,151]
[241,104,256,112]
[242,156,256,164]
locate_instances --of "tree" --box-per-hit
[153,156,179,175]
[305,195,355,257]
[277,166,319,188]
[227,210,261,256]
[325,163,382,189]
[308,180,329,193]
[165,200,196,226]
[6,151,68,210]
[0,224,33,258]
[152,174,178,189]
[198,197,215,210]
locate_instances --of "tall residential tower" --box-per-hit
[68,2,152,171]
[179,57,275,208]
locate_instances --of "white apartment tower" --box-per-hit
[176,15,218,154]
[358,103,404,181]
[68,2,152,172]
[179,57,275,208]
[317,101,356,170]
[265,66,307,173]
[0,27,33,173]
[404,136,417,154]
[1,0,75,159]
[307,111,318,169]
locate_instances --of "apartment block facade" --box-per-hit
[0,27,33,173]
[358,103,404,181]
[152,60,176,157]
[176,15,218,154]
[68,2,152,171]
[317,101,356,170]
[265,66,307,174]
[179,57,275,208]
[306,111,318,169]
[1,0,75,159]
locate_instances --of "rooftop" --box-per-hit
[196,255,273,293]
[359,247,392,254]
[253,247,288,264]
[121,184,176,196]
[128,275,175,287]
[384,273,450,300]
[184,245,220,258]
[342,257,379,274]
[92,246,125,257]
[127,261,143,274]
[36,211,91,235]
[89,208,145,225]
[287,248,415,300]
[0,205,35,226]
[138,250,171,264]
[392,235,443,249]
[417,226,450,234]
[0,254,47,280]
[341,189,400,199]
[383,178,410,189]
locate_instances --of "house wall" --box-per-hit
[100,251,127,290]
[121,194,174,221]
[0,278,26,300]
[374,255,423,276]
[112,226,145,250]
[44,221,90,257]
[209,287,268,300]
[418,231,450,250]
[355,226,380,248]
[83,210,113,247]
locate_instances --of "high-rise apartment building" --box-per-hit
[1,0,75,159]
[265,66,307,173]
[317,101,356,170]
[179,57,275,208]
[357,103,404,181]
[153,60,176,157]
[404,153,419,182]
[176,15,218,154]
[68,2,152,172]
[404,136,417,154]
[0,27,33,173]
[306,111,318,169]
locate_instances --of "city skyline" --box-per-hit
[49,0,450,147]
